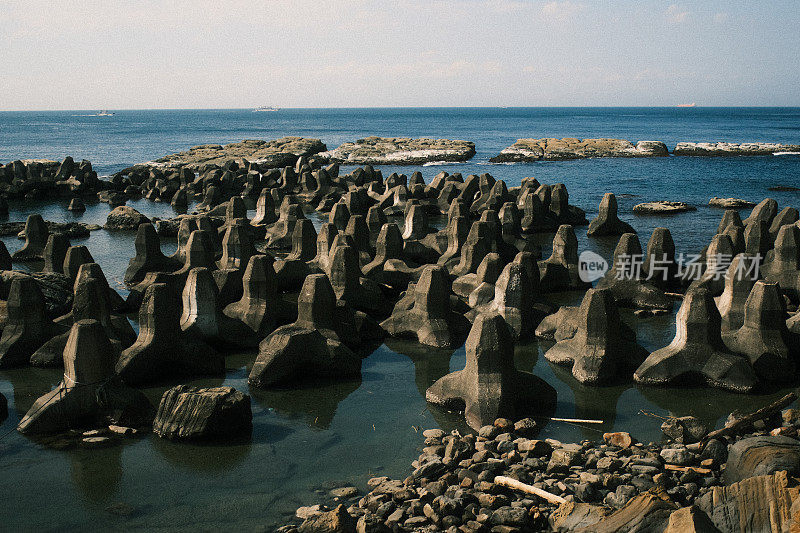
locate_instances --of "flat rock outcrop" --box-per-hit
[318,137,476,165]
[0,220,96,239]
[633,201,696,214]
[708,197,756,209]
[723,435,800,484]
[675,142,800,156]
[143,137,327,170]
[697,470,799,532]
[490,138,668,162]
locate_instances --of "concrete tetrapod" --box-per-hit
[381,265,470,349]
[223,255,277,338]
[42,233,70,274]
[18,319,153,435]
[425,312,557,431]
[248,274,362,388]
[642,227,680,291]
[634,288,757,393]
[30,275,134,367]
[273,219,315,290]
[544,288,648,384]
[718,254,761,335]
[762,224,800,303]
[466,260,545,340]
[596,233,672,312]
[0,277,59,368]
[11,214,49,262]
[116,283,223,385]
[124,222,179,285]
[723,281,797,382]
[587,193,635,237]
[179,267,260,348]
[538,225,590,292]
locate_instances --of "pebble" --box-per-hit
[286,413,800,531]
[329,486,359,499]
[81,436,112,448]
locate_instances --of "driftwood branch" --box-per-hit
[701,392,797,445]
[494,476,567,505]
[549,417,604,424]
[663,464,711,475]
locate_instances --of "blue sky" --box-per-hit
[1,0,798,109]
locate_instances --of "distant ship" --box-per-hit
[676,103,696,108]
[96,110,115,116]
[253,106,279,112]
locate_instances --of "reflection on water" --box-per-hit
[638,384,799,432]
[547,361,627,440]
[251,377,363,430]
[70,445,124,504]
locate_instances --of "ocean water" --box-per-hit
[0,108,799,531]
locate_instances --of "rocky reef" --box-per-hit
[317,137,477,165]
[141,137,327,170]
[675,142,800,156]
[489,138,668,163]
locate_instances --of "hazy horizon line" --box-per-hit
[3,105,800,113]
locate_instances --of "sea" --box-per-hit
[0,107,798,530]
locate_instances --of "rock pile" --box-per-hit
[281,393,800,533]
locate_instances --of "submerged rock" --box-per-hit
[153,385,252,440]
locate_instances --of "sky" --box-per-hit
[0,0,798,110]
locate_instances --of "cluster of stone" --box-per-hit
[281,405,800,533]
[0,164,596,442]
[7,153,800,473]
[0,156,103,200]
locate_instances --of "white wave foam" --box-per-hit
[774,152,800,156]
[422,161,459,166]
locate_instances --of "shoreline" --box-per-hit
[281,394,800,532]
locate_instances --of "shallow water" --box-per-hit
[0,108,799,530]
